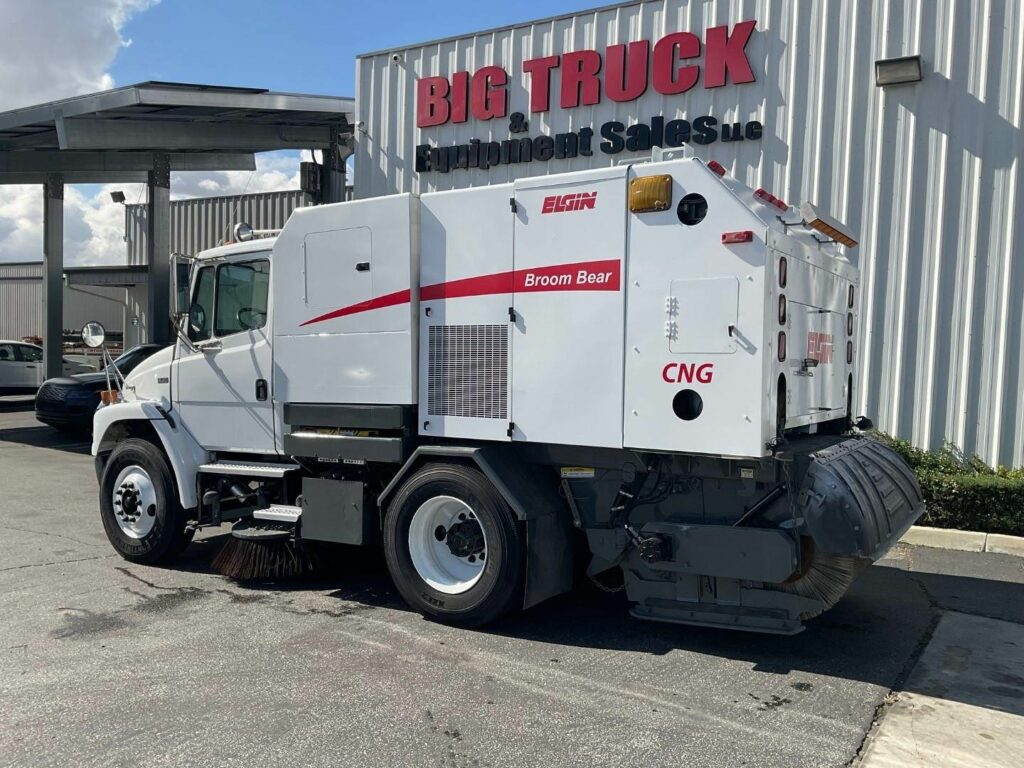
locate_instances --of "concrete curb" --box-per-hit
[899,525,1024,557]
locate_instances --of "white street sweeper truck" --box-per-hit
[89,155,923,634]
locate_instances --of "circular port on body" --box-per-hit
[672,389,704,421]
[677,193,708,226]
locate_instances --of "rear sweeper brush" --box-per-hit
[90,154,923,634]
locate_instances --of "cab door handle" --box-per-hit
[255,379,268,401]
[355,262,370,272]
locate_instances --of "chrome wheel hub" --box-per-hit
[112,465,158,539]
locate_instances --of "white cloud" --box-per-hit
[170,150,309,200]
[0,0,158,264]
[0,2,308,266]
[0,0,158,113]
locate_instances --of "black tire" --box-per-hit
[99,438,190,565]
[383,463,525,627]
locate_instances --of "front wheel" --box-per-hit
[383,463,525,627]
[99,438,190,565]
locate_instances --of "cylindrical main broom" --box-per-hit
[776,537,867,619]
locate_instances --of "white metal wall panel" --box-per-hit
[0,262,125,339]
[356,0,1024,467]
[126,189,310,264]
[63,286,125,335]
[0,263,43,340]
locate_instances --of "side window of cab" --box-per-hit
[214,260,270,337]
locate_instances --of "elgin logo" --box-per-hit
[662,362,714,384]
[807,331,834,364]
[541,192,597,214]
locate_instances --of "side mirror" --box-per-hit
[82,321,106,349]
[188,303,206,334]
[171,253,194,318]
[237,307,258,330]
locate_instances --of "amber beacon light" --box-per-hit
[629,174,673,213]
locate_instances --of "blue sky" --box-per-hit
[112,0,603,96]
[0,0,605,264]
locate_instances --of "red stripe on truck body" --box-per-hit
[300,258,620,327]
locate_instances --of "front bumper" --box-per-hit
[35,407,95,427]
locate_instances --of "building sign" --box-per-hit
[414,20,761,174]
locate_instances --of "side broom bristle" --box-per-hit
[212,523,317,581]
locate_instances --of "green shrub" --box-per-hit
[917,472,1024,536]
[869,431,1024,536]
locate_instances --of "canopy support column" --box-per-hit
[320,129,348,204]
[146,154,171,344]
[42,174,64,380]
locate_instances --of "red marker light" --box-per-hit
[754,188,788,211]
[707,160,726,177]
[721,230,754,244]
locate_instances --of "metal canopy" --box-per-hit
[65,265,149,288]
[0,80,355,177]
[0,81,354,375]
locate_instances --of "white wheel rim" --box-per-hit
[408,495,487,595]
[111,465,158,539]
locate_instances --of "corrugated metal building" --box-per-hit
[125,189,309,263]
[354,0,1024,467]
[0,261,127,341]
[2,190,310,344]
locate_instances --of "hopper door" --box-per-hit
[509,169,628,448]
[786,305,845,423]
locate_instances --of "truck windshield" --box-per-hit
[188,266,215,342]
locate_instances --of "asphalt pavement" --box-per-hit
[1,403,1021,768]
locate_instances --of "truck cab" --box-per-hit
[173,243,275,454]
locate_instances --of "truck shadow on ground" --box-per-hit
[0,423,92,454]
[179,533,1024,713]
[0,396,35,412]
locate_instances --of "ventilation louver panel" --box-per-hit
[427,324,508,419]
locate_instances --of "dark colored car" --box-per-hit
[35,344,166,432]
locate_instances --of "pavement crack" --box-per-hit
[0,553,115,572]
[846,570,944,767]
[115,567,175,590]
[1,524,99,548]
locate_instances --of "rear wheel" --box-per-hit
[99,438,190,565]
[383,463,525,627]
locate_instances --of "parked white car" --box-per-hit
[0,341,95,394]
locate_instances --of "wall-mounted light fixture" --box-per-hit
[875,55,923,86]
[109,190,126,204]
